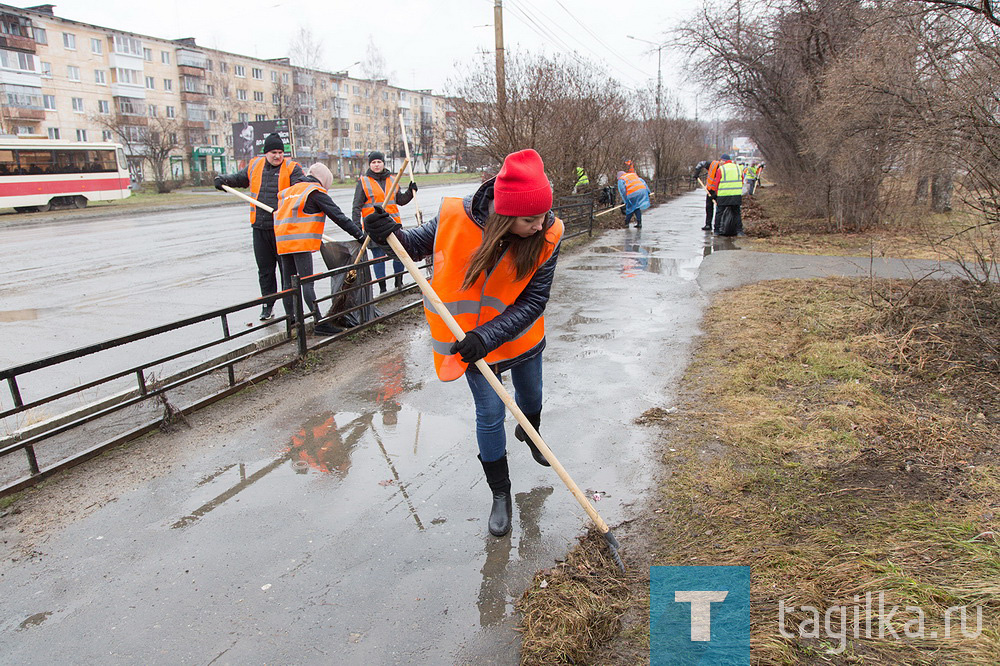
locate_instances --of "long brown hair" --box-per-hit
[462,211,553,290]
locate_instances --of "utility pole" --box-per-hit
[494,0,506,108]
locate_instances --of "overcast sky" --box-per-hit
[22,0,706,114]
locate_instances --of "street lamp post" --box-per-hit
[628,34,665,121]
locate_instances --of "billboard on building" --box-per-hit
[231,119,294,164]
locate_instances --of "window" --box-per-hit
[118,97,144,115]
[354,141,361,149]
[354,123,361,131]
[206,84,214,96]
[71,97,84,112]
[33,27,47,44]
[43,94,55,109]
[208,109,216,120]
[0,50,34,72]
[353,85,359,94]
[166,106,175,118]
[253,91,264,102]
[67,65,80,81]
[353,104,360,113]
[147,104,157,117]
[255,113,266,121]
[236,88,246,100]
[76,129,87,141]
[365,105,370,115]
[234,64,245,77]
[143,47,152,61]
[91,38,103,54]
[382,91,388,100]
[113,68,141,85]
[219,62,228,73]
[282,72,289,84]
[113,35,142,56]
[236,112,247,122]
[63,32,76,49]
[102,130,113,141]
[145,76,155,89]
[161,51,170,64]
[206,59,213,71]
[169,133,177,145]
[163,78,173,91]
[271,71,278,83]
[211,134,218,144]
[40,61,51,77]
[94,69,106,84]
[272,92,279,104]
[47,127,59,139]
[252,67,262,79]
[98,100,110,114]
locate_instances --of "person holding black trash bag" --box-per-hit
[351,151,417,293]
[363,148,563,538]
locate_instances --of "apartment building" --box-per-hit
[0,3,457,182]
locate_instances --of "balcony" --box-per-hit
[6,106,44,120]
[0,33,35,53]
[180,90,206,103]
[176,49,208,69]
[115,113,147,127]
[178,65,204,78]
[185,119,208,130]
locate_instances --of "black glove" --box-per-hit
[214,176,224,191]
[709,191,718,201]
[408,181,418,193]
[363,206,402,243]
[450,331,487,364]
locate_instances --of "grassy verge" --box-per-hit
[741,188,997,264]
[519,276,999,664]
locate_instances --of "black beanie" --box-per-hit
[367,151,385,164]
[263,133,284,153]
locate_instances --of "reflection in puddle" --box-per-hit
[286,411,362,476]
[172,458,287,529]
[703,236,741,256]
[477,486,553,626]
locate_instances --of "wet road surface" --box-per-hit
[0,182,477,427]
[0,192,715,663]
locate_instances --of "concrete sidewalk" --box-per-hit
[0,191,956,664]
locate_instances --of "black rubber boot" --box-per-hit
[394,274,404,290]
[514,411,549,466]
[479,455,512,537]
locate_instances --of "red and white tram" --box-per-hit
[0,138,132,212]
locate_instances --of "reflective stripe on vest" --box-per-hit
[360,175,400,225]
[717,162,743,198]
[621,172,646,195]
[425,197,564,382]
[247,156,298,224]
[274,182,326,254]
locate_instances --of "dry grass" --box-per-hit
[742,187,999,263]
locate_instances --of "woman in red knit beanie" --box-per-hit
[364,148,563,537]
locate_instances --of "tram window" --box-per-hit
[17,150,54,174]
[0,150,15,175]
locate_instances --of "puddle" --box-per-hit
[703,236,742,256]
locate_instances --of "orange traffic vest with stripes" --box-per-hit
[274,182,326,254]
[705,160,721,191]
[426,198,564,382]
[621,172,647,196]
[360,175,401,226]
[246,155,299,224]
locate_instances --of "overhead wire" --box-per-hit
[551,0,654,78]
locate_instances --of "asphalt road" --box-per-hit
[0,181,478,429]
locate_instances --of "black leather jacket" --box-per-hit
[219,158,305,229]
[393,178,560,374]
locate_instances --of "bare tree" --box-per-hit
[91,110,182,192]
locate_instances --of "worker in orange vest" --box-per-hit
[617,170,650,229]
[364,149,563,538]
[273,163,365,329]
[351,151,417,293]
[215,133,306,320]
[694,158,721,231]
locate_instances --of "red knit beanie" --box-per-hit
[493,149,552,217]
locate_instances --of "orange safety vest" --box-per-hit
[705,160,721,191]
[246,155,299,224]
[425,198,564,382]
[620,172,647,195]
[274,182,326,254]
[360,175,401,226]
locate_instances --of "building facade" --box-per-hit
[0,3,457,183]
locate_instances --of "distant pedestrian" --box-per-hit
[363,148,562,538]
[707,154,744,236]
[742,162,761,196]
[617,170,650,229]
[694,158,721,231]
[573,166,589,194]
[351,151,416,293]
[273,163,365,329]
[215,133,305,320]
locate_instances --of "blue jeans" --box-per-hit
[625,208,642,225]
[465,353,543,462]
[371,246,404,281]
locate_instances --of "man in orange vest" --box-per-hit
[364,148,562,537]
[215,133,305,320]
[273,163,365,328]
[351,151,417,293]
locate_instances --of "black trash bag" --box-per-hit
[318,240,381,330]
[716,205,740,237]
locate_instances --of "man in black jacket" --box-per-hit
[215,133,306,320]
